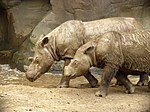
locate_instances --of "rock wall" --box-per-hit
[7,0,50,49]
[0,0,51,67]
[30,0,150,44]
[0,9,8,50]
[0,0,150,71]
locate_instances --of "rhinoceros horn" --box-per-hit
[24,65,29,71]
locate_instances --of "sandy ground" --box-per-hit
[0,66,149,112]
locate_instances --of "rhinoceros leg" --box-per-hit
[58,59,98,88]
[57,59,71,88]
[95,64,119,97]
[136,74,149,86]
[115,79,124,86]
[115,74,149,86]
[84,71,98,87]
[115,71,135,94]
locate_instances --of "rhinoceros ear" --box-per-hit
[28,57,34,62]
[84,46,94,55]
[41,37,49,47]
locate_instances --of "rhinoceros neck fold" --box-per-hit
[81,41,98,67]
[90,46,98,67]
[45,45,59,61]
[88,52,97,67]
[46,36,59,61]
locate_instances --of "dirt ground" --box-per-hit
[0,66,150,112]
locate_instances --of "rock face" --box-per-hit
[0,0,150,71]
[0,10,8,50]
[0,0,51,69]
[0,0,21,9]
[0,0,50,49]
[7,0,50,49]
[30,0,150,44]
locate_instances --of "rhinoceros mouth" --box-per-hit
[27,78,35,82]
[27,71,41,82]
[33,71,42,81]
[70,72,79,79]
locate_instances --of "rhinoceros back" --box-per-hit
[83,17,144,41]
[50,20,85,59]
[45,18,144,60]
[120,30,150,73]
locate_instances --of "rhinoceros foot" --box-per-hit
[57,76,70,88]
[136,74,149,86]
[90,79,98,88]
[57,81,69,88]
[57,84,69,88]
[115,80,124,86]
[125,86,135,94]
[95,90,107,97]
[136,80,148,86]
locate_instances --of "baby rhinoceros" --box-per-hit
[64,30,150,97]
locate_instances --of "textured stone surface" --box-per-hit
[0,0,21,9]
[0,50,13,64]
[0,0,51,68]
[7,0,50,49]
[30,11,59,44]
[11,38,34,71]
[0,10,8,50]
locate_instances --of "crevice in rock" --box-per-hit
[0,9,8,50]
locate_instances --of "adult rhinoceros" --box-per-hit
[25,17,147,87]
[64,30,150,97]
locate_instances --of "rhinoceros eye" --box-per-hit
[35,60,39,64]
[72,60,79,67]
[34,57,40,64]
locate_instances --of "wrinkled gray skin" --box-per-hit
[25,17,146,87]
[64,30,150,97]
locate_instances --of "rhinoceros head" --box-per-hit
[64,46,94,78]
[26,35,54,82]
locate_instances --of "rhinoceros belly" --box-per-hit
[122,51,150,72]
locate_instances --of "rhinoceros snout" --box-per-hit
[23,65,29,71]
[25,70,37,82]
[64,66,72,77]
[26,77,34,82]
[26,73,35,82]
